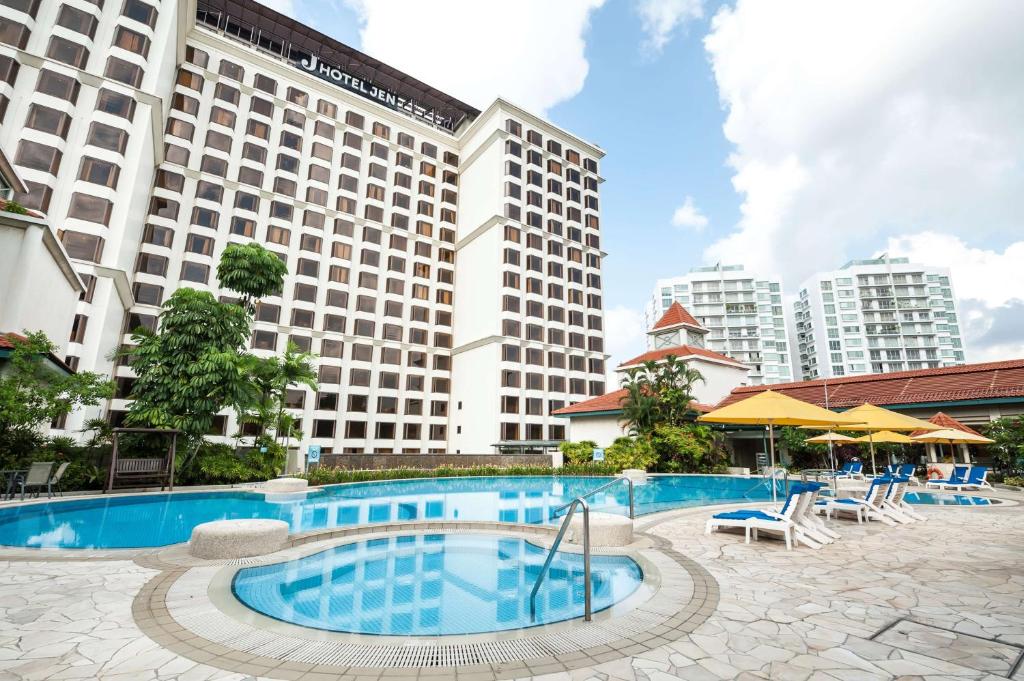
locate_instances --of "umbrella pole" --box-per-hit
[769,423,778,506]
[869,432,877,477]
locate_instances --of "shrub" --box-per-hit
[604,437,657,472]
[2,200,29,215]
[559,440,597,465]
[650,424,728,473]
[1003,476,1024,488]
[300,462,619,486]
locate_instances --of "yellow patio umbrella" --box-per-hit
[853,430,914,444]
[698,391,863,503]
[805,432,858,444]
[840,404,943,476]
[911,428,994,463]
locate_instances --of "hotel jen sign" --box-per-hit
[297,53,457,132]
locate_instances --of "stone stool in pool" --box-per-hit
[263,477,308,493]
[188,519,289,559]
[564,512,634,547]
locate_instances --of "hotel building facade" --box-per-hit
[644,265,794,384]
[0,0,608,454]
[792,256,966,380]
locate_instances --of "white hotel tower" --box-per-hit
[792,255,966,380]
[0,0,608,454]
[644,265,794,384]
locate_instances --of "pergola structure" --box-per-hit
[104,428,182,493]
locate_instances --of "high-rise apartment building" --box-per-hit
[792,256,966,380]
[0,0,607,453]
[644,265,794,384]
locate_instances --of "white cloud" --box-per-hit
[636,0,703,55]
[885,233,1024,361]
[342,0,605,116]
[671,195,709,231]
[603,306,648,387]
[702,0,1024,360]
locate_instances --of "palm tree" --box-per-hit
[273,342,318,447]
[618,357,706,436]
[619,368,658,437]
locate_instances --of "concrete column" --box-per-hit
[960,443,971,464]
[926,443,938,463]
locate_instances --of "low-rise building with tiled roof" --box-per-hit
[553,303,750,446]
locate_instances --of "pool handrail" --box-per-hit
[530,496,592,622]
[551,475,635,520]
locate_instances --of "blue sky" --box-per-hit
[269,0,1024,367]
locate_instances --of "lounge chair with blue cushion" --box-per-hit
[814,477,897,526]
[884,476,926,522]
[934,465,991,491]
[829,462,864,480]
[797,482,840,545]
[706,483,825,550]
[879,477,916,524]
[926,465,969,489]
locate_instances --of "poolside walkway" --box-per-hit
[0,489,1021,680]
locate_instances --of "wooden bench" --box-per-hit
[115,458,167,478]
[104,428,180,493]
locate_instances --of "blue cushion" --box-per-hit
[713,510,775,522]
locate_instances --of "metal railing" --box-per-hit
[744,466,788,499]
[551,476,635,520]
[530,497,592,622]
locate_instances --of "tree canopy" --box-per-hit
[619,356,705,437]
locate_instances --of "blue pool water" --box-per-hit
[0,474,778,549]
[232,533,643,635]
[903,491,995,506]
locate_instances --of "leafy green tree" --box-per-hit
[236,342,318,445]
[986,416,1024,474]
[0,331,112,462]
[619,356,705,436]
[125,243,287,471]
[216,243,288,314]
[604,436,657,471]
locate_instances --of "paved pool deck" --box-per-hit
[0,487,1021,681]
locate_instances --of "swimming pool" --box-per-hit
[232,533,643,635]
[0,474,778,549]
[903,491,996,506]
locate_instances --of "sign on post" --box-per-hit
[307,444,321,469]
[593,448,605,462]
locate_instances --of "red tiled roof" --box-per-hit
[619,344,748,369]
[552,388,713,416]
[715,359,1024,409]
[911,411,983,437]
[653,302,704,331]
[0,332,28,349]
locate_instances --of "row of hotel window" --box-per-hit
[2,4,158,88]
[183,46,462,163]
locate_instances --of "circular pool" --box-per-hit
[231,533,643,635]
[0,474,779,549]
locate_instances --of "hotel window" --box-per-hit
[133,283,163,306]
[96,89,135,121]
[78,157,120,188]
[0,21,29,49]
[316,99,337,117]
[142,224,173,247]
[60,231,104,262]
[46,36,90,68]
[122,0,157,28]
[180,261,210,283]
[185,233,214,256]
[106,57,143,86]
[57,5,98,36]
[68,194,113,225]
[250,96,273,117]
[135,252,167,275]
[25,105,71,139]
[283,109,305,128]
[113,26,150,58]
[213,82,239,106]
[172,92,199,116]
[37,70,80,103]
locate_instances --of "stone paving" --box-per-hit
[0,489,1021,680]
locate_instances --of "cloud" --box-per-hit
[636,0,704,55]
[603,305,648,386]
[885,233,1024,361]
[701,1,1024,289]
[342,0,605,116]
[671,195,709,231]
